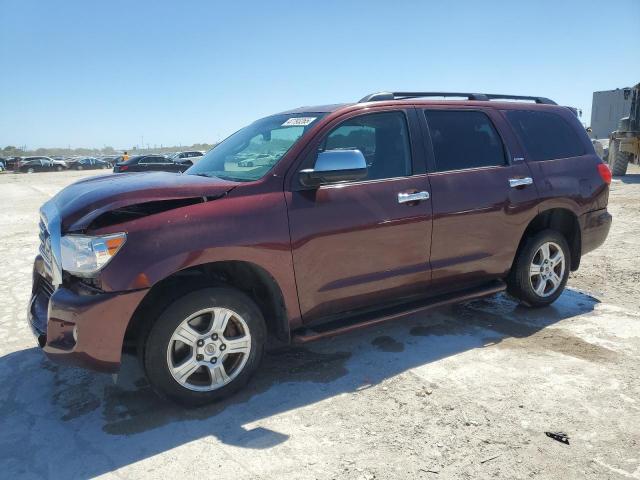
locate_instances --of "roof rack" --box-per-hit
[358,91,557,105]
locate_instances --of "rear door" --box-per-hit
[421,108,538,290]
[287,108,433,322]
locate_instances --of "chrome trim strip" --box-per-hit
[40,201,63,287]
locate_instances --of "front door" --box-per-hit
[421,108,538,290]
[287,109,433,323]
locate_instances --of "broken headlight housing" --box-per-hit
[60,233,126,277]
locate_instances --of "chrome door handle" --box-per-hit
[509,177,533,188]
[398,191,430,204]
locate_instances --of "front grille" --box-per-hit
[39,219,53,277]
[38,275,55,299]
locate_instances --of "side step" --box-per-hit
[291,280,506,344]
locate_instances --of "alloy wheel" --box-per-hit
[166,307,252,391]
[529,241,565,297]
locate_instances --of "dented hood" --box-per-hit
[51,171,238,232]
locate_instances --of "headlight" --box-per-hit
[60,233,126,276]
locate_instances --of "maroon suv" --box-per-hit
[28,91,612,405]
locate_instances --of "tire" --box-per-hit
[76,165,83,170]
[143,287,266,406]
[56,166,63,172]
[609,139,631,176]
[27,168,34,174]
[507,229,571,308]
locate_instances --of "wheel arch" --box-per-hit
[514,208,581,272]
[124,260,290,355]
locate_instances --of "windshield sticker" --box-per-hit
[282,117,317,127]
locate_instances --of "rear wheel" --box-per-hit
[143,287,266,406]
[609,139,631,176]
[507,230,570,307]
[27,168,34,174]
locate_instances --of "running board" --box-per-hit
[291,280,506,344]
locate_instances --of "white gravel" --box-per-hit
[0,167,639,480]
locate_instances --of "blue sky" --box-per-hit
[1,0,639,149]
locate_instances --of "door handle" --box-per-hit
[509,177,533,188]
[398,191,430,204]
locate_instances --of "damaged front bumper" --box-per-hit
[27,255,148,373]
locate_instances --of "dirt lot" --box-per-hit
[0,168,639,480]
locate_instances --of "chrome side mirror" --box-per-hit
[299,149,368,187]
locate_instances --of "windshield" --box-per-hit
[187,113,325,181]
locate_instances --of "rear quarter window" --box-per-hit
[506,110,585,161]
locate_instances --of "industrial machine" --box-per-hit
[609,83,640,176]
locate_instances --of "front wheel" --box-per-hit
[143,287,266,406]
[507,230,571,307]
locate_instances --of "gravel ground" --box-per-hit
[0,167,639,480]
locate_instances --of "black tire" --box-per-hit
[507,229,571,308]
[143,287,266,406]
[609,139,631,176]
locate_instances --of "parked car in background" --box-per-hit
[5,157,23,170]
[99,156,120,166]
[51,159,69,170]
[68,157,112,170]
[0,159,5,172]
[18,157,62,173]
[169,151,204,163]
[113,154,192,173]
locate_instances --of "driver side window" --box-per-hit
[321,111,412,181]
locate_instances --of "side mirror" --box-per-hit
[299,149,367,187]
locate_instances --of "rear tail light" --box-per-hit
[597,163,612,185]
[119,165,128,171]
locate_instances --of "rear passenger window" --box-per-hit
[322,111,412,180]
[424,110,507,172]
[506,110,584,161]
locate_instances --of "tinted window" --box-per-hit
[506,110,584,161]
[322,111,412,180]
[124,155,143,164]
[424,110,506,172]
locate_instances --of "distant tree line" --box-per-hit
[1,143,217,157]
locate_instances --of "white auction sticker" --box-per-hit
[282,117,317,127]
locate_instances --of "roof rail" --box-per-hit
[358,91,557,105]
